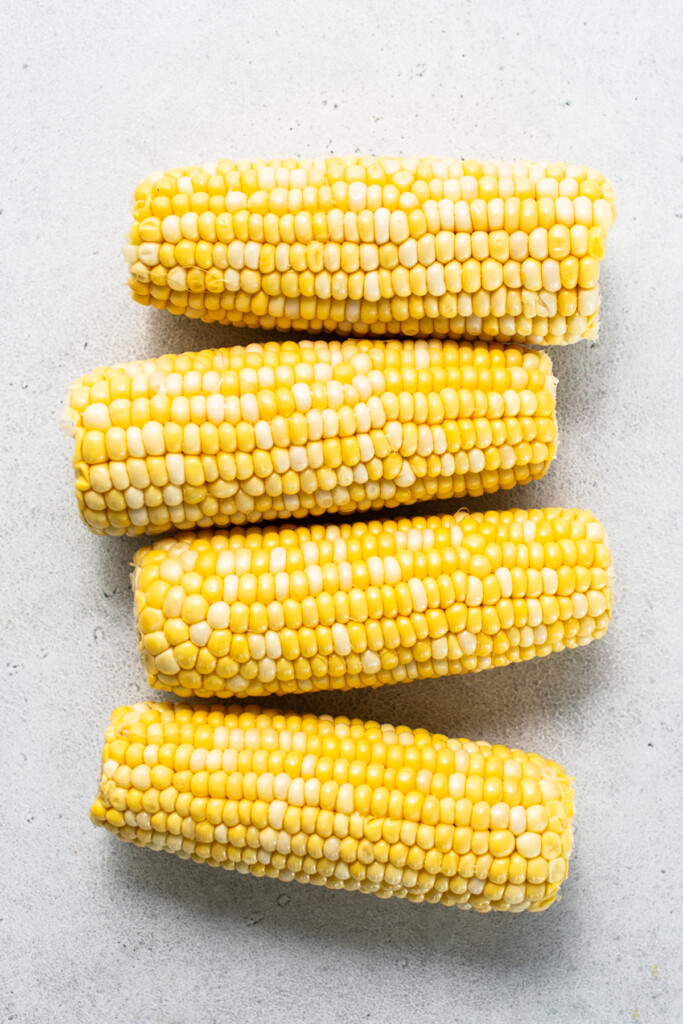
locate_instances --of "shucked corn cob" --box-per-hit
[126,156,615,345]
[67,338,557,537]
[134,508,612,699]
[91,700,575,912]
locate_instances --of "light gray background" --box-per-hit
[2,2,682,1022]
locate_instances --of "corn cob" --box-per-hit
[67,338,557,537]
[126,156,615,345]
[134,508,612,699]
[91,700,574,912]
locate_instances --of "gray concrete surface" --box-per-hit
[2,2,682,1021]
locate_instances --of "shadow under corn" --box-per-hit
[138,302,302,358]
[102,834,578,979]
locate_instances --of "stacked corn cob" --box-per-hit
[125,157,615,345]
[69,154,615,914]
[67,338,557,535]
[92,701,574,912]
[133,508,611,699]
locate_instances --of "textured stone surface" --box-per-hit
[2,2,682,1021]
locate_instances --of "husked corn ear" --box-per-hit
[126,156,615,346]
[134,508,612,699]
[67,338,557,537]
[92,700,575,912]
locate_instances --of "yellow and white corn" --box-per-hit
[134,508,612,699]
[67,338,557,536]
[126,156,615,345]
[91,700,574,912]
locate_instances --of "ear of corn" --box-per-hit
[133,508,612,699]
[91,700,575,913]
[126,156,615,346]
[67,338,557,537]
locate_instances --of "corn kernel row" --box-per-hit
[133,508,612,699]
[126,156,615,345]
[67,338,557,536]
[91,701,574,912]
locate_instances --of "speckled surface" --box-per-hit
[2,2,682,1021]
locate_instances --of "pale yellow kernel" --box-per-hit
[516,832,542,859]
